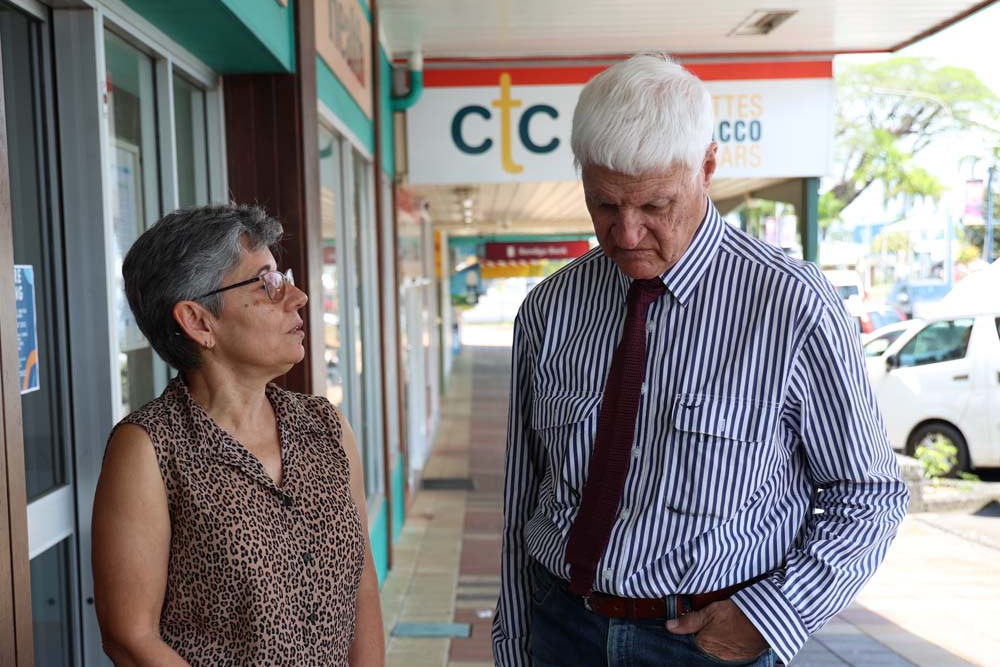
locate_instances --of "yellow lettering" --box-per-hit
[712,94,735,118]
[491,73,524,174]
[735,145,748,167]
[750,94,764,118]
[749,144,762,168]
[718,144,733,168]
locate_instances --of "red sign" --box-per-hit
[484,241,590,261]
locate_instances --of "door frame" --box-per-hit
[0,14,36,665]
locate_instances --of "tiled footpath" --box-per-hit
[381,341,993,666]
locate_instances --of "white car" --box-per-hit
[863,313,1000,473]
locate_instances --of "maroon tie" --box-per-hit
[565,278,666,596]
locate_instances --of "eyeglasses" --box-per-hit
[195,268,295,303]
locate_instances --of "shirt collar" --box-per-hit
[659,198,725,306]
[168,374,325,491]
[613,197,725,306]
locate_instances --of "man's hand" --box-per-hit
[665,600,769,662]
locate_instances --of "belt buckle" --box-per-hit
[582,595,593,612]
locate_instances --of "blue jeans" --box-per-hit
[528,564,777,667]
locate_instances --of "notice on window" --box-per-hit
[14,265,40,394]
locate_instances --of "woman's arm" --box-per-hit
[91,424,190,666]
[340,416,386,667]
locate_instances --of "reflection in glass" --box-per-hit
[31,539,74,666]
[105,30,165,418]
[2,6,67,500]
[319,126,344,407]
[173,73,209,208]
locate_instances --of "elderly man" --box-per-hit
[492,53,907,667]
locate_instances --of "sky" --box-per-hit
[833,1,1000,230]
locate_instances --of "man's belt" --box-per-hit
[576,572,770,620]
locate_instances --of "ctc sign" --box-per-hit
[450,73,559,174]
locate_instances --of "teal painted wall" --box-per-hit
[379,47,395,178]
[391,457,405,544]
[370,497,389,585]
[317,56,375,155]
[357,0,372,22]
[121,0,294,73]
[220,0,295,71]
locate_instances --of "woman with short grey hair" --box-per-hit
[91,204,384,666]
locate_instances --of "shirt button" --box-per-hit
[719,418,727,428]
[632,446,641,458]
[646,323,654,333]
[307,613,318,623]
[603,568,613,579]
[303,552,313,565]
[620,508,631,519]
[282,495,294,508]
[641,382,647,395]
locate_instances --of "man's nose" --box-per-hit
[615,208,646,248]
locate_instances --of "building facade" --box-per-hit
[0,0,437,663]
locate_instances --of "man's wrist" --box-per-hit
[730,577,808,665]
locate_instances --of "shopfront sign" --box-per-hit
[14,265,39,395]
[407,62,833,185]
[484,241,590,261]
[317,0,372,118]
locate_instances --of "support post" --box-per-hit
[800,177,820,263]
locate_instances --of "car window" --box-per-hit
[897,319,975,367]
[864,330,905,357]
[910,284,949,299]
[835,285,860,300]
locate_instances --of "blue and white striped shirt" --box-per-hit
[492,200,908,665]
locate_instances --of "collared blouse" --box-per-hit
[116,376,364,665]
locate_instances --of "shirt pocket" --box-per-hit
[531,392,603,503]
[668,393,781,519]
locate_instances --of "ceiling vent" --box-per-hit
[728,10,797,36]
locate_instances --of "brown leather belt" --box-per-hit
[576,572,770,620]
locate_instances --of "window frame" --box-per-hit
[317,102,386,507]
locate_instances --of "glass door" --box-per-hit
[1,4,81,665]
[104,28,167,419]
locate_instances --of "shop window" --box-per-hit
[105,29,166,418]
[319,125,345,408]
[173,72,210,208]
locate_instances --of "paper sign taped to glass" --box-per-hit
[14,265,40,395]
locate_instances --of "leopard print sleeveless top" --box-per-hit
[117,376,365,665]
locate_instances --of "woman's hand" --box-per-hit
[92,424,190,666]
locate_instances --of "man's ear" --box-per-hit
[701,142,718,189]
[173,300,216,348]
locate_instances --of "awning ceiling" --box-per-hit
[381,0,996,235]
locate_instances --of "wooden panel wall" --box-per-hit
[0,40,34,667]
[222,0,323,396]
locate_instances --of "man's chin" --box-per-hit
[614,257,666,280]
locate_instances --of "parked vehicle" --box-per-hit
[864,314,1000,475]
[823,269,868,332]
[887,279,951,318]
[862,320,918,359]
[823,269,866,301]
[856,305,907,335]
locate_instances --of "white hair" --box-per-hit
[571,52,714,177]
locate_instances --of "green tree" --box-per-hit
[822,58,1000,231]
[737,198,777,238]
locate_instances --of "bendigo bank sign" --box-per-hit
[406,63,833,185]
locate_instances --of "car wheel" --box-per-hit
[906,423,970,477]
